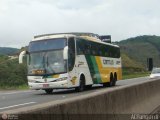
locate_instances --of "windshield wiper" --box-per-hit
[42,55,47,74]
[46,56,49,67]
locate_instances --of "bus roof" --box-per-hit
[79,36,119,48]
[33,33,75,41]
[33,32,119,48]
[34,32,99,39]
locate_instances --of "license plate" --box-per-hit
[43,84,49,88]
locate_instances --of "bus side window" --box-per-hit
[104,46,108,57]
[84,42,90,55]
[76,39,81,55]
[76,38,84,55]
[101,45,105,57]
[108,46,112,57]
[81,39,86,54]
[118,48,120,58]
[68,37,76,71]
[115,47,120,58]
[91,42,97,56]
[98,44,102,56]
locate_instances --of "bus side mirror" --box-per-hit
[63,46,68,60]
[19,51,27,64]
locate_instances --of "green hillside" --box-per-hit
[0,47,19,55]
[116,35,160,69]
[0,47,27,89]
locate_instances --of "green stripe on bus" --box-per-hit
[85,55,102,84]
[85,55,95,82]
[90,56,102,83]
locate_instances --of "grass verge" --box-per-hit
[123,72,150,80]
[0,84,29,90]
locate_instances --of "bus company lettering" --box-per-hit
[103,59,114,65]
[116,61,121,65]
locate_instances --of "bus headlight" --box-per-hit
[55,77,68,82]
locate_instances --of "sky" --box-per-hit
[0,0,160,48]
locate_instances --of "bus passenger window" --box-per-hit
[68,38,75,71]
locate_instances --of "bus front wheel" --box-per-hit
[45,89,53,94]
[75,75,85,92]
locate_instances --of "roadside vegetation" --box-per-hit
[0,55,28,90]
[122,69,150,80]
[116,35,160,68]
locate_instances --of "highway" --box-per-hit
[0,77,150,113]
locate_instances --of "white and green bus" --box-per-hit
[19,33,122,94]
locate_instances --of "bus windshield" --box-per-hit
[28,38,66,52]
[27,38,67,75]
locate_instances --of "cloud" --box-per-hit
[0,0,160,48]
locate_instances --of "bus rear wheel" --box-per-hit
[103,82,110,87]
[45,89,53,94]
[109,73,115,86]
[112,73,117,86]
[103,73,115,87]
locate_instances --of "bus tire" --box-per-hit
[110,73,114,86]
[103,82,110,87]
[103,73,114,87]
[86,85,92,89]
[45,89,53,94]
[112,73,117,86]
[75,75,85,92]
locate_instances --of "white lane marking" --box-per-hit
[0,90,34,95]
[0,102,36,110]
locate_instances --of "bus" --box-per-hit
[19,33,122,94]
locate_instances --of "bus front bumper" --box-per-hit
[28,80,68,90]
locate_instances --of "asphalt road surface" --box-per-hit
[0,77,150,113]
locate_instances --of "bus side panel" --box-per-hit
[95,56,110,83]
[95,56,122,83]
[83,55,122,84]
[76,55,93,85]
[85,55,102,84]
[68,55,94,87]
